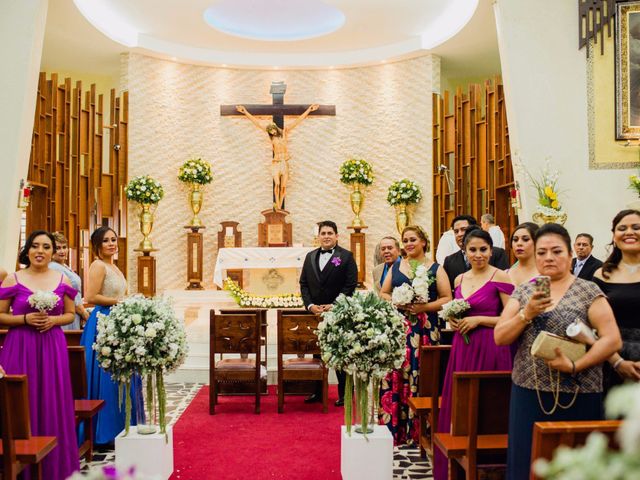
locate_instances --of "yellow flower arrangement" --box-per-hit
[630,174,640,196]
[527,164,563,214]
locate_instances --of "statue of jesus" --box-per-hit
[236,103,319,210]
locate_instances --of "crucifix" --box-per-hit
[221,81,336,211]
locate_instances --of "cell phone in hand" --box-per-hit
[534,275,551,299]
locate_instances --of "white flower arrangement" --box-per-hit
[67,465,139,480]
[534,383,640,479]
[27,290,59,312]
[223,278,304,309]
[339,158,374,186]
[125,175,165,205]
[317,291,406,435]
[387,179,422,206]
[94,294,188,434]
[177,158,213,185]
[438,299,471,343]
[391,261,433,306]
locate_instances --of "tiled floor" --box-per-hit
[82,383,433,479]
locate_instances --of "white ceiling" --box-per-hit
[41,0,501,79]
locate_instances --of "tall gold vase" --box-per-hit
[395,204,409,238]
[138,203,155,251]
[189,184,204,227]
[350,184,365,227]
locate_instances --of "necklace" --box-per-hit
[621,261,640,274]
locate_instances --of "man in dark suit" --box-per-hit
[572,233,603,281]
[299,220,358,406]
[443,215,510,289]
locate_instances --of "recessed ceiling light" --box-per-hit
[203,0,345,42]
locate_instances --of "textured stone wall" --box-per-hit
[122,53,439,291]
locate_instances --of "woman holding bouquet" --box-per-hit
[433,226,514,480]
[379,225,452,445]
[0,230,79,479]
[81,226,142,445]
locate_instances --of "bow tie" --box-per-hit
[320,249,334,255]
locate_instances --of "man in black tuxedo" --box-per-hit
[572,233,602,281]
[443,215,510,289]
[299,220,358,406]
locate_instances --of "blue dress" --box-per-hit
[80,262,142,444]
[379,261,441,445]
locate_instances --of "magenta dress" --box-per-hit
[0,275,80,480]
[433,273,514,480]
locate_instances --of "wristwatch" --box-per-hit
[518,308,532,324]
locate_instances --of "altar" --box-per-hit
[213,246,313,294]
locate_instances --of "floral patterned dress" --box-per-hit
[379,261,440,445]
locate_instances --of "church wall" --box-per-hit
[121,53,439,292]
[494,0,639,260]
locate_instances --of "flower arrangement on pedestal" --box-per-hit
[534,383,640,479]
[125,175,165,251]
[339,158,374,228]
[317,292,406,437]
[177,158,213,227]
[223,278,304,308]
[387,179,422,237]
[527,164,567,226]
[94,295,188,436]
[630,173,640,197]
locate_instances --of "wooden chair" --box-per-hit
[530,420,621,480]
[408,345,451,458]
[433,371,512,480]
[277,310,328,413]
[218,221,243,288]
[209,312,262,414]
[67,345,105,462]
[63,329,83,346]
[0,375,57,480]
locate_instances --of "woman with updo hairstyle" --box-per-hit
[50,231,89,329]
[0,230,79,478]
[433,225,514,480]
[80,226,142,445]
[592,209,640,390]
[508,222,540,285]
[495,223,621,479]
[380,225,452,445]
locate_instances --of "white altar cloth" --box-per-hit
[213,247,313,287]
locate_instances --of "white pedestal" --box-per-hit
[341,425,393,480]
[115,425,174,480]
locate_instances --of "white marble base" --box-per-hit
[115,425,174,479]
[341,425,393,480]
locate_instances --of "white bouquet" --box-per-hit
[438,299,471,343]
[317,291,406,436]
[391,261,434,307]
[27,290,59,312]
[391,283,414,305]
[95,294,188,434]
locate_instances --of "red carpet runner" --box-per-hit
[171,386,344,479]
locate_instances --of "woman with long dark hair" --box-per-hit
[592,209,640,389]
[0,230,79,479]
[507,222,540,285]
[80,226,142,444]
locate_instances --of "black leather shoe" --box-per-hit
[304,393,322,403]
[334,398,344,407]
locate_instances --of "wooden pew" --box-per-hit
[408,345,451,458]
[433,371,512,480]
[530,420,621,480]
[67,346,104,461]
[0,375,57,480]
[63,330,83,346]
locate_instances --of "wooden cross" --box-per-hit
[221,81,336,210]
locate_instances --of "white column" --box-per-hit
[0,0,48,269]
[493,0,636,257]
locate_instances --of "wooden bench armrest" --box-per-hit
[433,433,508,457]
[0,436,58,463]
[408,397,433,413]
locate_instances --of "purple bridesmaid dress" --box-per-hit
[0,275,80,480]
[433,272,514,480]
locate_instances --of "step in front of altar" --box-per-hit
[163,289,337,387]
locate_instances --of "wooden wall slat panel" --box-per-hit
[26,73,128,284]
[433,78,518,257]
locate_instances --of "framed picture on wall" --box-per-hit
[616,2,640,139]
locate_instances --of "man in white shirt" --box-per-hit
[435,229,459,265]
[481,213,506,249]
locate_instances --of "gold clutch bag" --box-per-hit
[530,331,586,363]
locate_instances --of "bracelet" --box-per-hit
[23,313,27,325]
[518,308,533,325]
[570,359,576,377]
[613,358,624,371]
